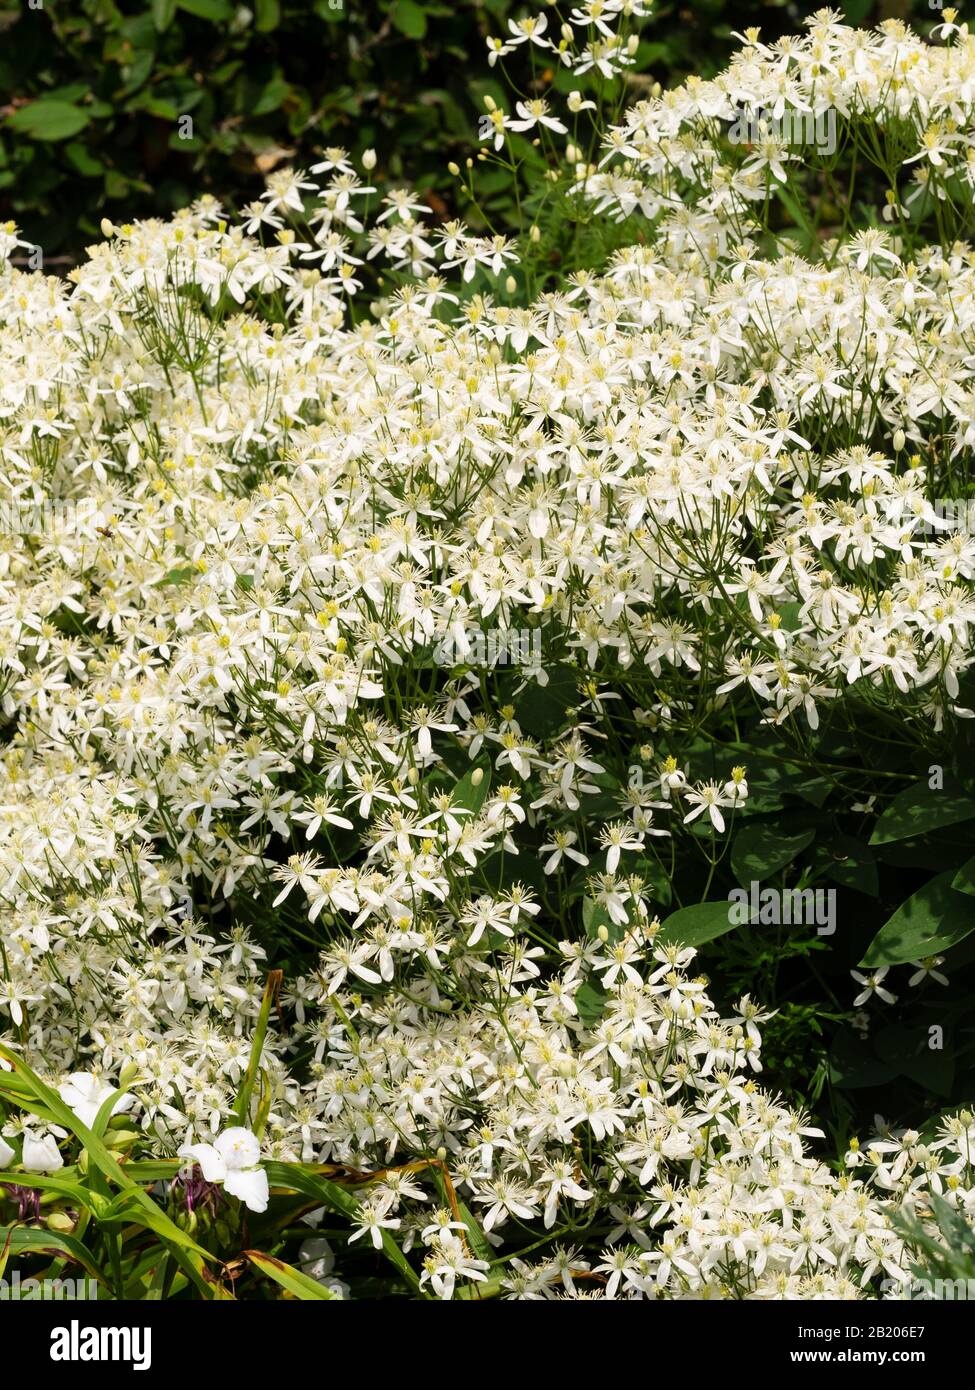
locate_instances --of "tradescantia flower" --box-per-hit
[178,1128,269,1214]
[57,1073,132,1129]
[21,1130,64,1174]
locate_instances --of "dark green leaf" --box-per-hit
[860,872,975,968]
[7,101,91,141]
[255,0,282,30]
[391,1,428,39]
[659,899,740,948]
[870,779,975,846]
[731,824,815,887]
[178,0,234,18]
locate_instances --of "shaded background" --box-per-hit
[0,0,926,263]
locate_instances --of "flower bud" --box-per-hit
[362,148,377,171]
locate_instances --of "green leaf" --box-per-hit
[658,900,740,949]
[152,0,178,29]
[161,566,196,586]
[450,765,490,815]
[391,0,428,38]
[952,855,975,896]
[314,0,347,21]
[255,0,281,30]
[253,76,291,117]
[819,834,879,897]
[869,779,975,846]
[0,1171,96,1212]
[731,824,815,887]
[7,101,91,141]
[245,1249,339,1299]
[65,143,105,177]
[178,0,233,18]
[860,872,975,968]
[841,0,873,22]
[234,971,281,1130]
[0,1226,107,1284]
[574,979,609,1027]
[457,1201,492,1265]
[582,896,621,944]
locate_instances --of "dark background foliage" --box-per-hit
[1,0,928,262]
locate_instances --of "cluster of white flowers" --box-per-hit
[1,10,974,1297]
[580,8,975,228]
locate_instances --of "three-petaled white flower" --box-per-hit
[178,1127,269,1213]
[58,1072,132,1129]
[22,1129,65,1173]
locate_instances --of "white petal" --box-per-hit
[224,1166,269,1213]
[215,1127,261,1172]
[180,1142,226,1183]
[22,1132,64,1173]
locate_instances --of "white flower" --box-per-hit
[179,1127,269,1213]
[851,969,898,1007]
[58,1073,131,1129]
[907,956,949,987]
[22,1130,64,1173]
[0,1135,15,1168]
[682,782,733,833]
[348,1197,401,1250]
